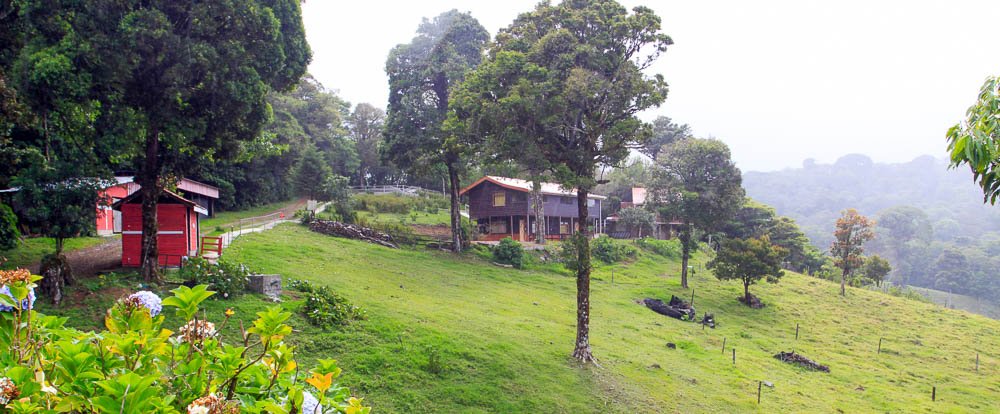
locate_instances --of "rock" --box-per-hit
[855,385,866,391]
[648,363,661,369]
[666,342,676,349]
[701,313,716,328]
[763,381,774,388]
[738,293,765,309]
[248,274,282,298]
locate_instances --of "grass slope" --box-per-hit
[217,224,1000,413]
[201,199,301,233]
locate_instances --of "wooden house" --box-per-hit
[460,176,606,242]
[113,190,206,267]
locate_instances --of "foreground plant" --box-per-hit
[0,270,370,413]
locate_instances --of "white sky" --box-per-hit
[302,0,1000,172]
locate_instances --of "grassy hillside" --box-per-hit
[1,236,108,269]
[208,224,1000,413]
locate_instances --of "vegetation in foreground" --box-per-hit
[202,224,1000,413]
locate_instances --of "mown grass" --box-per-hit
[220,224,1000,413]
[909,285,1000,319]
[0,236,109,269]
[34,223,1000,412]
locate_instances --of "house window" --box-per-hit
[490,220,507,234]
[559,219,570,234]
[560,197,574,205]
[493,192,506,207]
[587,199,596,207]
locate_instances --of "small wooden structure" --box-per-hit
[460,176,605,242]
[97,176,219,235]
[113,190,206,267]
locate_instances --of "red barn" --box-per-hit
[113,190,205,267]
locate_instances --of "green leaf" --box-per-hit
[162,284,216,321]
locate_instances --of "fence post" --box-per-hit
[932,386,936,401]
[722,337,726,354]
[757,381,762,404]
[795,323,799,340]
[732,348,736,365]
[878,337,882,354]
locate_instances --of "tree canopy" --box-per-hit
[651,137,744,288]
[709,236,786,307]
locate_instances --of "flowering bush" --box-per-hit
[289,279,364,328]
[0,268,371,413]
[180,257,252,299]
[0,269,35,312]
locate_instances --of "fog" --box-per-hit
[302,0,1000,171]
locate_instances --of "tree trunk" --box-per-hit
[531,176,545,244]
[840,268,847,296]
[139,128,163,283]
[572,188,595,363]
[744,280,751,306]
[679,226,691,289]
[54,237,74,286]
[446,161,462,253]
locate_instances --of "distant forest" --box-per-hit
[744,154,1000,300]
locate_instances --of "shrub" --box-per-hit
[0,202,19,251]
[592,235,637,263]
[353,193,412,214]
[289,279,364,327]
[179,257,251,299]
[493,237,524,268]
[635,237,681,258]
[0,270,371,412]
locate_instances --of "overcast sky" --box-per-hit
[301,0,1000,172]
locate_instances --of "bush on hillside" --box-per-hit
[0,202,19,251]
[493,237,525,268]
[0,270,371,412]
[289,279,365,327]
[179,257,251,299]
[592,235,637,263]
[352,193,449,215]
[635,237,681,258]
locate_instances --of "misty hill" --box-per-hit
[744,154,1000,303]
[743,154,1000,249]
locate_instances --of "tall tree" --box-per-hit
[384,10,489,253]
[830,209,875,296]
[347,103,385,188]
[708,236,786,306]
[11,0,311,281]
[640,116,692,161]
[451,0,672,362]
[651,138,745,289]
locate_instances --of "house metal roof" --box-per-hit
[459,176,607,200]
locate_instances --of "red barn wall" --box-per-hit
[121,202,195,267]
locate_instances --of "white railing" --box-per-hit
[350,185,442,196]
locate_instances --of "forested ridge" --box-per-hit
[744,154,1000,300]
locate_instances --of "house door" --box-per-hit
[519,218,526,242]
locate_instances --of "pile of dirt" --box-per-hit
[739,293,765,309]
[309,220,398,248]
[643,295,696,321]
[774,351,830,372]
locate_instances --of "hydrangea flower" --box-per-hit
[0,377,18,405]
[178,320,216,343]
[0,285,35,312]
[127,290,162,316]
[186,394,238,414]
[301,391,321,414]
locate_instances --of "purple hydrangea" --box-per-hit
[0,285,35,312]
[128,290,162,317]
[302,391,321,414]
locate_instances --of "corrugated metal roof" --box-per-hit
[460,176,607,199]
